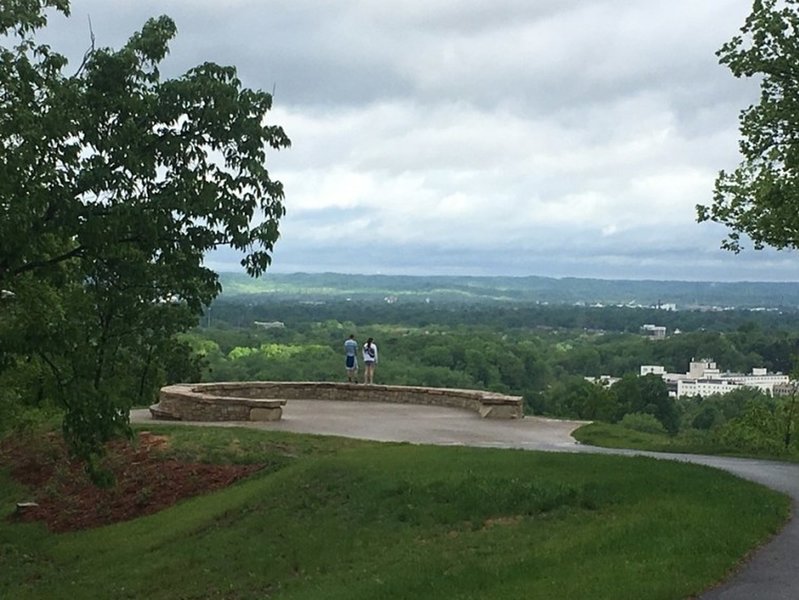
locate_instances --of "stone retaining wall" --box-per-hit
[151,381,524,422]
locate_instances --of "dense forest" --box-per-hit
[197,296,799,387]
[185,291,799,457]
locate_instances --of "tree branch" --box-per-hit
[7,245,86,279]
[72,15,96,78]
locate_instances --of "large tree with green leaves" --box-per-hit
[0,1,289,465]
[697,0,799,251]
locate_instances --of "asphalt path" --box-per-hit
[131,400,799,599]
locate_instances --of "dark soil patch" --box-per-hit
[0,431,262,533]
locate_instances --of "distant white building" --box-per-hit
[641,324,666,339]
[687,359,721,379]
[677,378,741,398]
[640,365,666,376]
[725,368,790,393]
[585,374,621,387]
[254,321,285,329]
[641,358,788,398]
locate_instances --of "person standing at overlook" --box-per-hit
[344,334,358,383]
[362,337,378,384]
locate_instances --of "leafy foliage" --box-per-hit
[0,2,288,465]
[698,0,799,252]
[532,376,616,421]
[620,412,668,435]
[716,397,799,454]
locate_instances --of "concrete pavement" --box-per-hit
[130,400,799,599]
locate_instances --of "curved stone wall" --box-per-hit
[151,381,524,422]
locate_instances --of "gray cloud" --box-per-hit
[35,0,798,281]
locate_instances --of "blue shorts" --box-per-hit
[346,355,356,369]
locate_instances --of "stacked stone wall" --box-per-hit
[151,382,523,422]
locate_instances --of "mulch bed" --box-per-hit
[0,431,262,533]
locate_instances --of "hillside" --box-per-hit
[218,272,799,309]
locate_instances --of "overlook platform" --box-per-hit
[150,381,524,422]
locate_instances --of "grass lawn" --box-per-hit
[573,422,799,463]
[0,425,790,600]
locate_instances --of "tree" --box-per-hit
[612,374,678,434]
[780,358,799,449]
[697,0,799,252]
[716,400,784,454]
[637,373,679,434]
[779,385,798,449]
[541,376,618,421]
[0,1,289,464]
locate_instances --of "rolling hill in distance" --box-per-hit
[217,272,799,310]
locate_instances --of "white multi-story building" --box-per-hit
[724,368,789,393]
[676,378,741,398]
[640,358,788,398]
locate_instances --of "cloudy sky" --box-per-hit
[40,0,799,281]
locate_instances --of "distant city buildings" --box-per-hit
[656,302,677,311]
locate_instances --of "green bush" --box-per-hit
[713,401,787,455]
[621,412,668,435]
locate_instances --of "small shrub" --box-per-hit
[714,420,784,455]
[620,412,667,435]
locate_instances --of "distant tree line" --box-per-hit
[207,298,799,336]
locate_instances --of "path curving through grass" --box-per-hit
[132,401,799,600]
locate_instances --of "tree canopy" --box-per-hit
[698,0,799,252]
[0,1,289,467]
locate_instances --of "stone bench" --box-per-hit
[150,381,524,422]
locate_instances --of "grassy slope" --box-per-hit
[0,426,790,600]
[572,423,720,454]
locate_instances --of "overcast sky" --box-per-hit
[40,0,799,281]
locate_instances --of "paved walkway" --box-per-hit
[131,400,799,599]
